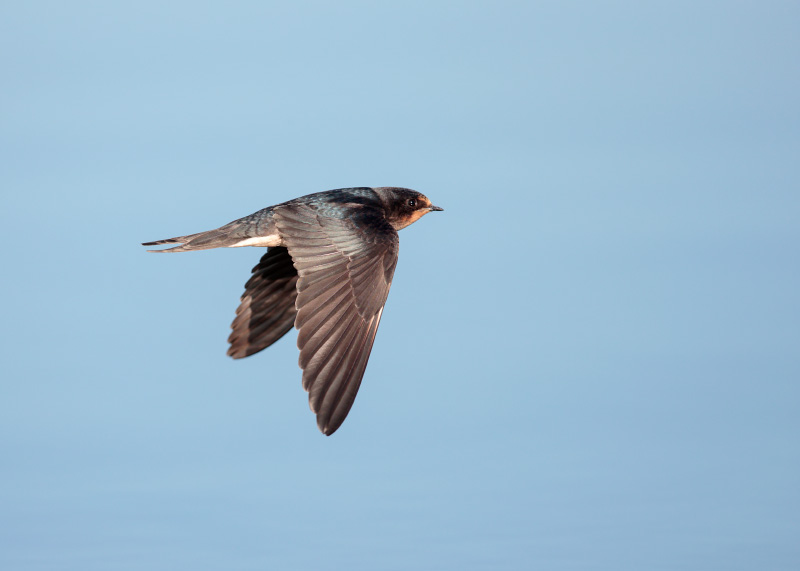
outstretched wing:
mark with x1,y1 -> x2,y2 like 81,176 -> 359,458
228,246 -> 299,359
275,203 -> 399,435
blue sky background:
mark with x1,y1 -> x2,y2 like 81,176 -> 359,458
2,1 -> 798,569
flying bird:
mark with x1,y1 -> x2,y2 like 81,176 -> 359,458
143,187 -> 443,435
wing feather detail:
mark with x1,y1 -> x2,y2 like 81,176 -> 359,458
274,203 -> 399,435
227,247 -> 298,359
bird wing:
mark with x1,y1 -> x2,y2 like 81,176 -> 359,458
274,203 -> 399,435
228,246 -> 299,359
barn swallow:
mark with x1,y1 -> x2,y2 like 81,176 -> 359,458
143,187 -> 442,435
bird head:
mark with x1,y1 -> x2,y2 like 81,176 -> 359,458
374,187 -> 444,231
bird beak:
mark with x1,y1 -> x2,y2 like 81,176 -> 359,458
429,205 -> 444,212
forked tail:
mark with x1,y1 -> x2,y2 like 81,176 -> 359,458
142,228 -> 245,253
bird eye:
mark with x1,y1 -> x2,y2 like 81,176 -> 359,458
407,198 -> 417,208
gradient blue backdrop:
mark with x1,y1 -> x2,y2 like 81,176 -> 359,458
2,1 -> 798,569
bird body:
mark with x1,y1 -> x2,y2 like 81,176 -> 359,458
143,187 -> 442,435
